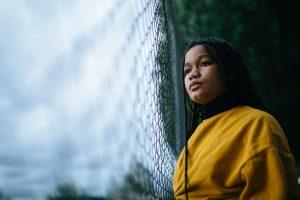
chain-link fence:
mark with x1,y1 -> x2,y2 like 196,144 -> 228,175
103,0 -> 183,199
0,0 -> 184,199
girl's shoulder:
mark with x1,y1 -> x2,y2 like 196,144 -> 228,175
231,105 -> 279,126
234,106 -> 290,152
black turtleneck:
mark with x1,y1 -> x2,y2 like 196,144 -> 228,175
199,89 -> 245,120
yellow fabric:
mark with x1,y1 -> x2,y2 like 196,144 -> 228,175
173,106 -> 300,200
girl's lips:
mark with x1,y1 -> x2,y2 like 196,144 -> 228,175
190,83 -> 202,91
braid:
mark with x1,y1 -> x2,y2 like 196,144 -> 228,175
218,43 -> 255,102
183,90 -> 189,200
216,40 -> 265,110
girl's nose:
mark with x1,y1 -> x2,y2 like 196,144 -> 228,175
189,67 -> 200,79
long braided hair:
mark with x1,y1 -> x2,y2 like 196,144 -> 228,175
182,37 -> 266,199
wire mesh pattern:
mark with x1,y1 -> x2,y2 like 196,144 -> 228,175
103,0 -> 179,199
0,0 -> 181,199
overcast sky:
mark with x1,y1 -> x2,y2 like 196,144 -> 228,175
0,0 -> 152,199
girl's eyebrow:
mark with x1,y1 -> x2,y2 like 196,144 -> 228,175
184,54 -> 210,67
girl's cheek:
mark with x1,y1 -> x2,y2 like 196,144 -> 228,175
184,79 -> 189,91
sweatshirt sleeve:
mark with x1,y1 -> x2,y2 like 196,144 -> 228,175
240,147 -> 300,200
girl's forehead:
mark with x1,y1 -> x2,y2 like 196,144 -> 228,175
185,45 -> 209,62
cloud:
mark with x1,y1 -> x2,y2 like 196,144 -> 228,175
0,0 -> 167,198
0,0 -> 114,93
0,0 -> 138,199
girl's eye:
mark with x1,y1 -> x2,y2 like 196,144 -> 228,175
184,69 -> 191,76
199,61 -> 211,67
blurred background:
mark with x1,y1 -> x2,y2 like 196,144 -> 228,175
0,0 -> 299,199
175,0 -> 300,170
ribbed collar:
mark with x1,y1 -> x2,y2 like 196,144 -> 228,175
200,89 -> 245,120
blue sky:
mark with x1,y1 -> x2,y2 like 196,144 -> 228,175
0,0 -> 151,199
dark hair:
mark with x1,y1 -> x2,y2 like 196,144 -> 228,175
182,37 -> 266,199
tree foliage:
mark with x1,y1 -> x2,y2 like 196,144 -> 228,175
46,183 -> 80,200
106,161 -> 157,200
0,191 -> 10,200
176,0 -> 300,163
45,182 -> 108,200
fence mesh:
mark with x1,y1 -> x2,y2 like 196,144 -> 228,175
0,0 -> 183,199
102,0 -> 181,199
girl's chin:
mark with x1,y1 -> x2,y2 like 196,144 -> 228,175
191,96 -> 206,104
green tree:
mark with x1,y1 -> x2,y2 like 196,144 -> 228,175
106,161 -> 173,200
176,0 -> 300,163
46,182 -> 86,200
0,191 -> 11,200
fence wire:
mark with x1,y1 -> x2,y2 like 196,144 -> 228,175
102,0 -> 180,199
0,0 -> 182,199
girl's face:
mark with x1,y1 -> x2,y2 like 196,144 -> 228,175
184,45 -> 228,104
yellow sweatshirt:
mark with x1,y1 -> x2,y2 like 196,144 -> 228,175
173,106 -> 299,199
